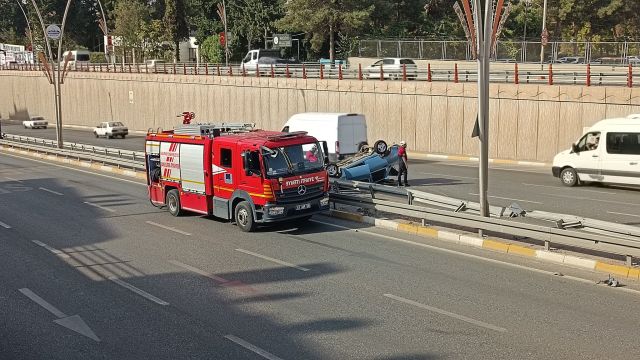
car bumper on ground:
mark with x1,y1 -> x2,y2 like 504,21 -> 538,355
259,196 -> 330,223
552,166 -> 561,178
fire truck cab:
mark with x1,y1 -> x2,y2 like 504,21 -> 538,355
145,123 -> 330,232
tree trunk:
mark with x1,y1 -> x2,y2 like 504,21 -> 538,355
175,41 -> 180,62
329,23 -> 335,61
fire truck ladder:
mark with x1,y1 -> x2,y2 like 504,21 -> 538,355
173,123 -> 256,137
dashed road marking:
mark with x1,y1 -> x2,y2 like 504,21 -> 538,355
235,248 -> 310,272
32,240 -> 70,258
83,201 -> 116,212
224,335 -> 285,360
108,277 -> 169,306
146,221 -> 191,236
39,187 -> 64,196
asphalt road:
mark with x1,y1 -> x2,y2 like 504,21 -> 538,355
2,152 -> 640,359
3,121 -> 640,224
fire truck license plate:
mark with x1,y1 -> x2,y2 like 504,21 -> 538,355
296,203 -> 311,211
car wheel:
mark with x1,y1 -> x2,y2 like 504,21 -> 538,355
166,189 -> 183,216
373,140 -> 388,155
24,125 -> 28,129
326,163 -> 341,178
94,132 -> 99,138
235,201 -> 256,232
121,135 -> 126,139
357,142 -> 368,152
560,167 -> 579,187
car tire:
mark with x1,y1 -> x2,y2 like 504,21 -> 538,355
357,142 -> 368,152
121,135 -> 126,139
373,140 -> 388,155
166,189 -> 183,216
94,132 -> 99,138
235,201 -> 256,232
326,163 -> 341,178
560,167 -> 579,187
24,125 -> 28,129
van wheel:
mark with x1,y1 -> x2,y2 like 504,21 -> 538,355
235,201 -> 256,232
326,163 -> 341,178
166,189 -> 183,216
560,167 -> 579,187
373,140 -> 388,155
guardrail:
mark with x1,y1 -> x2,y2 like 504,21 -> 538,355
1,61 -> 636,87
0,136 -> 144,171
329,179 -> 640,262
3,133 -> 639,262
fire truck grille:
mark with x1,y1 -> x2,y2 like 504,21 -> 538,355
275,183 -> 324,203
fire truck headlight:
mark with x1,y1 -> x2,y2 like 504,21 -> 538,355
320,197 -> 329,207
268,206 -> 285,216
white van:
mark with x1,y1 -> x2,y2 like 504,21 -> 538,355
552,114 -> 640,186
61,50 -> 91,69
282,113 -> 368,162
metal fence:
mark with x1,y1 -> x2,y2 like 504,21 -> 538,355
359,40 -> 640,64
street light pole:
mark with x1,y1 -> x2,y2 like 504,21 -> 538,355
222,0 -> 229,66
95,0 -> 110,64
15,0 -> 35,53
473,0 -> 494,229
540,0 -> 548,63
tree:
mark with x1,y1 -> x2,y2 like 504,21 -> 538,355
200,34 -> 224,63
112,0 -> 149,62
163,0 -> 190,62
228,0 -> 282,50
276,0 -> 373,61
186,0 -> 222,44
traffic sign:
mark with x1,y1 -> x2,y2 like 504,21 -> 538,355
272,34 -> 292,48
46,24 -> 61,40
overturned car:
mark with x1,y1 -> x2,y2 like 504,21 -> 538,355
326,140 -> 400,183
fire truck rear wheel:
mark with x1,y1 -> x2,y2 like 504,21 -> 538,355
166,189 -> 183,216
235,201 -> 256,232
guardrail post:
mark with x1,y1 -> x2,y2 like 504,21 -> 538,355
270,64 -> 275,78
302,64 -> 307,79
128,64 -> 132,73
229,64 -> 233,76
338,64 -> 343,80
548,64 -> 553,85
242,64 -> 246,77
320,64 -> 324,80
173,63 -> 176,74
194,64 -> 198,75
454,63 -> 459,83
407,192 -> 414,205
358,63 -> 363,80
217,64 -> 221,76
544,240 -> 550,251
586,64 -> 591,86
286,64 -> 291,78
402,63 -> 407,81
514,63 -> 519,84
627,255 -> 633,267
427,63 -> 432,82
205,63 -> 209,75
627,64 -> 633,88
379,64 -> 384,81
183,63 -> 187,75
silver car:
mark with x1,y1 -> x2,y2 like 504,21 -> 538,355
364,58 -> 418,80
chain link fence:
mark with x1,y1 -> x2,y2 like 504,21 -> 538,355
359,40 -> 640,64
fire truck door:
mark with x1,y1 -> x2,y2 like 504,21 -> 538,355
179,144 -> 209,214
211,144 -> 235,219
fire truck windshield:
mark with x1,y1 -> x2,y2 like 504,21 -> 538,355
262,142 -> 324,178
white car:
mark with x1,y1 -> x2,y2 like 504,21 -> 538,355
94,121 -> 129,139
364,58 -> 418,80
23,116 -> 48,129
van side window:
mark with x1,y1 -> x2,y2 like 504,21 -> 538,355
576,132 -> 601,152
606,132 -> 640,155
282,126 -> 289,133
221,148 -> 232,167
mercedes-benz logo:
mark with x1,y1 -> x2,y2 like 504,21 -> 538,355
297,185 -> 307,195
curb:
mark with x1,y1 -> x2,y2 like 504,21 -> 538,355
330,209 -> 639,281
407,151 -> 550,167
0,145 -> 147,180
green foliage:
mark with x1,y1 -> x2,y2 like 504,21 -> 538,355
200,35 -> 224,63
90,52 -> 107,63
163,0 -> 190,61
228,0 -> 282,51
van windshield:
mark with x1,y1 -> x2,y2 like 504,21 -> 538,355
76,54 -> 90,61
262,142 -> 324,178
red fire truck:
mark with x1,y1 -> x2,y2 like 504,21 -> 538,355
145,122 -> 330,232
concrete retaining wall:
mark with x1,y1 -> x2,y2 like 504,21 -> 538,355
1,71 -> 639,162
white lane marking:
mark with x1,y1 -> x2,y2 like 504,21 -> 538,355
540,193 -> 640,206
607,211 -> 640,219
0,220 -> 11,229
384,293 -> 507,333
0,152 -> 146,186
169,260 -> 230,283
420,172 -> 477,180
5,177 -> 22,183
235,248 -> 310,272
146,221 -> 192,236
32,240 -> 70,259
224,335 -> 285,360
468,193 -> 543,204
522,183 -> 615,195
19,288 -> 67,318
83,201 -> 116,212
108,277 -> 169,306
310,219 -> 640,296
39,187 -> 64,196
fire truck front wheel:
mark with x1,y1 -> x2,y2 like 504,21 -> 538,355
166,189 -> 183,216
234,201 -> 256,232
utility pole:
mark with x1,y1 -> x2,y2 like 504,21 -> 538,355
96,0 -> 110,64
473,0 -> 494,230
218,0 -> 229,66
29,0 -> 73,149
540,0 -> 548,64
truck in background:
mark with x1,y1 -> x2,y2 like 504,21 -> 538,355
145,121 -> 330,232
